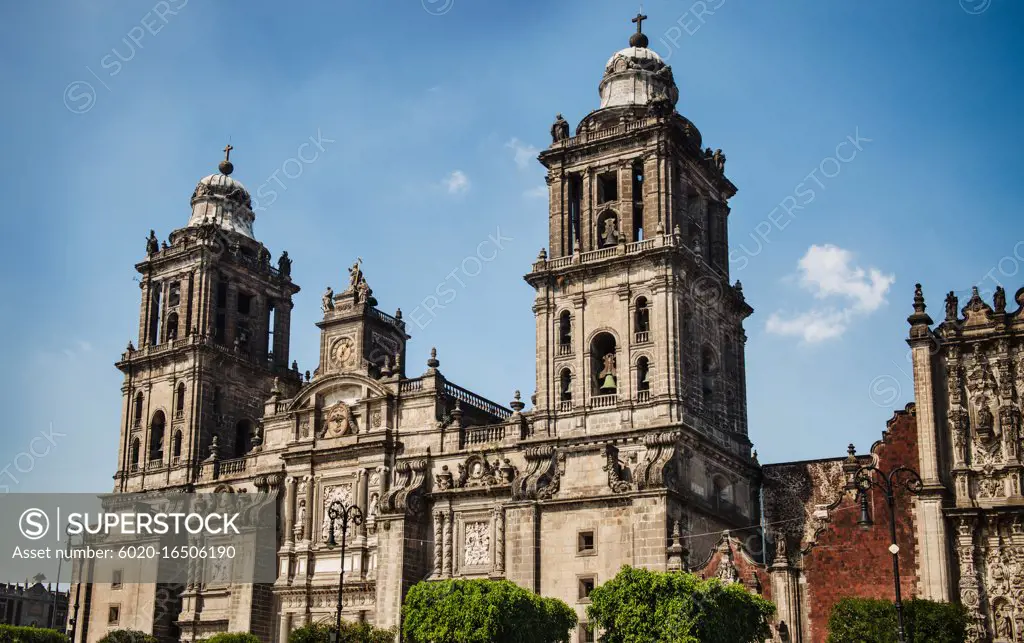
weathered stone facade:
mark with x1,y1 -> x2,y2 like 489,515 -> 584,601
69,23 -> 765,643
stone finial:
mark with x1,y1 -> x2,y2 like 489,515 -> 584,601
510,390 -> 526,413
395,308 -> 403,321
907,283 -> 933,335
751,450 -> 759,466
537,247 -> 547,261
846,443 -> 857,462
291,360 -> 299,372
427,347 -> 440,370
270,377 -> 282,398
451,401 -> 463,427
304,370 -> 311,383
126,340 -> 135,352
734,280 -> 743,295
655,221 -> 664,235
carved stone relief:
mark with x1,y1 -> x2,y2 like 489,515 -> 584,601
463,521 -> 491,568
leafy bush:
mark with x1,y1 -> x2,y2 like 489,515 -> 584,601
203,634 -> 262,643
287,621 -> 395,643
0,625 -> 69,643
96,631 -> 157,643
402,579 -> 577,643
586,566 -> 775,643
827,597 -> 968,643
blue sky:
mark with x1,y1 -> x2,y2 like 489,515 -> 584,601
0,0 -> 1021,492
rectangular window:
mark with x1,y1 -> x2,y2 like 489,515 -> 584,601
214,313 -> 226,344
107,605 -> 120,625
111,569 -> 123,589
237,292 -> 253,316
578,576 -> 596,602
577,530 -> 595,555
216,282 -> 228,308
597,172 -> 618,204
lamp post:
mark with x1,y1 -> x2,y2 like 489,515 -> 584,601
853,463 -> 923,643
66,530 -> 84,643
325,499 -> 363,643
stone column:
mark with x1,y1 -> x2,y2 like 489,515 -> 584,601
907,294 -> 952,601
433,511 -> 444,577
302,476 -> 314,541
442,511 -> 454,577
277,612 -> 292,643
491,506 -> 505,576
356,469 -> 368,537
284,477 -> 296,547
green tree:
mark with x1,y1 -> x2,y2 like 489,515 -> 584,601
826,597 -> 968,643
96,631 -> 157,643
0,625 -> 69,643
288,621 -> 396,643
585,566 -> 775,643
402,579 -> 577,643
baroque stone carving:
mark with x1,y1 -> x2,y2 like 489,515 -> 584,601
636,432 -> 684,491
321,401 -> 354,438
380,460 -> 428,515
603,444 -> 634,493
320,484 -> 352,541
511,447 -> 561,500
463,521 -> 490,567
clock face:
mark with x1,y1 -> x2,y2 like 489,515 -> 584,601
331,337 -> 355,368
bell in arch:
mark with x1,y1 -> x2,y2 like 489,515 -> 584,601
600,373 -> 617,393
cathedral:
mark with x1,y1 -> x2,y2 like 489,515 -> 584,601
66,14 -> 1023,643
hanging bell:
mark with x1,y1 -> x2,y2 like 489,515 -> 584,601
641,368 -> 651,386
600,374 -> 617,393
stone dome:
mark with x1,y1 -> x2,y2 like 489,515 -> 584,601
187,169 -> 255,238
599,45 -> 679,110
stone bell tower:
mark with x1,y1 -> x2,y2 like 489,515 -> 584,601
524,14 -> 758,538
114,147 -> 302,492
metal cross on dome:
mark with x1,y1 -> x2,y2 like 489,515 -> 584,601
632,11 -> 647,34
223,144 -> 233,161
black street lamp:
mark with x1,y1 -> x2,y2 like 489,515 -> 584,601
325,499 -> 363,643
853,463 -> 924,643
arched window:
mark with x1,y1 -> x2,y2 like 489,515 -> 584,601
129,438 -> 140,472
165,312 -> 179,342
171,430 -> 183,463
235,420 -> 253,458
175,383 -> 186,418
701,346 -> 716,403
558,311 -> 572,354
590,332 -> 618,397
634,297 -> 650,341
149,411 -> 166,463
637,357 -> 651,398
559,368 -> 573,402
133,392 -> 144,427
712,476 -> 732,510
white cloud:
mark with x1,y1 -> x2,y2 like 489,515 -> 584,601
797,244 -> 895,312
766,244 -> 895,343
443,170 -> 470,195
505,138 -> 539,170
523,185 -> 548,199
